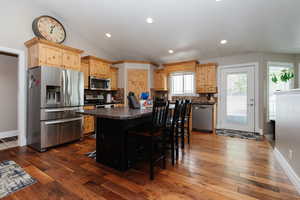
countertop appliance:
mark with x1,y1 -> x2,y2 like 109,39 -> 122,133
27,66 -> 84,152
192,104 -> 213,133
106,93 -> 112,103
89,76 -> 111,90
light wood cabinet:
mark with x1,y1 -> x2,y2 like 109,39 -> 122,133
80,61 -> 90,89
39,44 -> 62,67
25,37 -> 83,69
62,50 -> 81,71
110,67 -> 118,90
82,56 -> 111,79
83,106 -> 95,135
196,63 -> 217,94
154,69 -> 167,91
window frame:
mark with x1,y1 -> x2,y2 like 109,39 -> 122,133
169,71 -> 196,96
267,62 -> 294,121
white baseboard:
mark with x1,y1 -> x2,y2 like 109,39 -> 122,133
0,130 -> 18,139
274,148 -> 300,194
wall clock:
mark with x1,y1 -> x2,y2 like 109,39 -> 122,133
32,16 -> 66,44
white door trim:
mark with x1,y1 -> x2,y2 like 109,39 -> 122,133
0,47 -> 27,146
217,62 -> 260,133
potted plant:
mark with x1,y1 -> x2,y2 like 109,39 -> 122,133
271,69 -> 294,84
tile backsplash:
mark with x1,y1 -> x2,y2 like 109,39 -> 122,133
172,94 -> 217,104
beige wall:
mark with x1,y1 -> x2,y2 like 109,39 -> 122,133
0,54 -> 18,133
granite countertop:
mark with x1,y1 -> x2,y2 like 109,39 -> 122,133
169,101 -> 216,105
77,107 -> 152,120
84,102 -> 124,106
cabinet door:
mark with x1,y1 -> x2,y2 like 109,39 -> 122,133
154,71 -> 160,89
39,44 -> 63,67
62,50 -> 81,71
207,65 -> 216,86
154,70 -> 167,90
89,60 -> 99,77
110,68 -> 118,90
83,106 -> 95,134
99,62 -> 110,78
80,62 -> 90,89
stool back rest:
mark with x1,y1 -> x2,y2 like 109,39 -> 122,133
152,100 -> 169,128
170,100 -> 183,130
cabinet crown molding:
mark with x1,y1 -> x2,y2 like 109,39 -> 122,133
112,60 -> 159,67
162,60 -> 198,67
24,37 -> 84,54
82,55 -> 112,64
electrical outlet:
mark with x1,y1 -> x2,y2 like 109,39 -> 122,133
289,149 -> 293,160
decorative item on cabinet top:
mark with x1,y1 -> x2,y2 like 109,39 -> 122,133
32,15 -> 66,44
25,37 -> 83,70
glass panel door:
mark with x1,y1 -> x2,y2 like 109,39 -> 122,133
226,73 -> 248,125
220,66 -> 255,132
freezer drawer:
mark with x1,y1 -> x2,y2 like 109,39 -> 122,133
40,107 -> 83,121
192,105 -> 213,132
39,117 -> 83,151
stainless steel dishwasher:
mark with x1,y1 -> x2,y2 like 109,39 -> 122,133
192,104 -> 213,133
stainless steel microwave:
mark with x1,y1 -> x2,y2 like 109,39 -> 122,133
89,76 -> 111,90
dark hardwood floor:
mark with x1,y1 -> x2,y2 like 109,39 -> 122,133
1,132 -> 299,200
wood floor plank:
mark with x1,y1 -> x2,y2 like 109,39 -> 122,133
0,132 -> 299,199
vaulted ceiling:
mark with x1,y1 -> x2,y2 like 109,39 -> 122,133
33,0 -> 300,63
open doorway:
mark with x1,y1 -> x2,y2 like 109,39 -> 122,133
0,52 -> 19,150
0,47 -> 26,149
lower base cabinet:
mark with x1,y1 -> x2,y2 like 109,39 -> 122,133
83,106 -> 95,135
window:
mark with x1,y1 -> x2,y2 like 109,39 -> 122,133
268,62 -> 294,120
170,72 -> 195,95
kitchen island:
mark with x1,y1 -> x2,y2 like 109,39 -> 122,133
78,107 -> 152,171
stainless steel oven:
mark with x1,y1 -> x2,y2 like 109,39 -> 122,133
89,76 -> 111,90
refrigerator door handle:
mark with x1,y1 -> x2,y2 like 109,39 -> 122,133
61,70 -> 66,106
44,117 -> 82,125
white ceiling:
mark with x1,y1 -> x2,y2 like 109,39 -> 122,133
33,0 -> 300,63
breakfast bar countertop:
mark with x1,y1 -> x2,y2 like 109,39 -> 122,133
77,107 -> 152,120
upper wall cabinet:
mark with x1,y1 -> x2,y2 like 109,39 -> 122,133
81,56 -> 111,79
25,37 -> 83,70
163,60 -> 198,74
80,60 -> 90,89
154,69 -> 167,91
196,63 -> 217,94
110,67 -> 118,90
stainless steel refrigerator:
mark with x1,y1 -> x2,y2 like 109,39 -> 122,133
27,66 -> 84,152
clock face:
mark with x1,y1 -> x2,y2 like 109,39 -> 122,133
33,16 -> 66,43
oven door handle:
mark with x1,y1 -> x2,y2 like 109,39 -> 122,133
44,117 -> 82,125
44,107 -> 81,112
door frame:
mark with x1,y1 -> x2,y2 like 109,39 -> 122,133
217,62 -> 260,133
0,46 -> 26,146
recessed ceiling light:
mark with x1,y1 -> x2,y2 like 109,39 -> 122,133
105,33 -> 112,38
146,17 -> 154,24
220,40 -> 227,44
216,0 -> 222,2
168,49 -> 174,54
